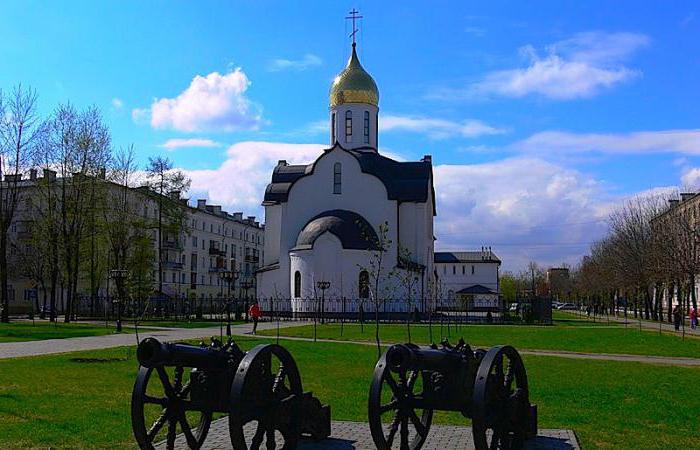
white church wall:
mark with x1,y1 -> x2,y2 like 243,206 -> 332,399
436,261 -> 500,297
330,103 -> 379,150
262,203 -> 282,265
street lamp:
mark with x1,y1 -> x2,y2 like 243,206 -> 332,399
316,280 -> 331,324
219,269 -> 239,336
109,269 -> 128,333
240,279 -> 254,322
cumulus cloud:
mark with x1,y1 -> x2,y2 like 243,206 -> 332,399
111,98 -> 124,110
681,167 -> 700,188
133,69 -> 263,132
267,54 -> 323,72
159,138 -> 221,151
515,129 -> 700,155
184,141 -> 325,216
435,31 -> 649,100
433,157 -> 611,269
381,115 -> 505,139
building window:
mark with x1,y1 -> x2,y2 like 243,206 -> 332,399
359,270 -> 369,299
471,265 -> 475,274
294,271 -> 301,298
375,112 -> 378,145
333,162 -> 342,194
345,110 -> 352,142
453,266 -> 456,275
331,112 -> 336,143
363,111 -> 370,144
462,265 -> 465,275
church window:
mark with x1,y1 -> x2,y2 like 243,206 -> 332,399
462,265 -> 465,275
375,112 -> 378,144
333,163 -> 342,194
331,112 -> 336,143
345,110 -> 352,142
363,111 -> 370,144
453,266 -> 456,275
471,265 -> 475,275
294,271 -> 301,298
359,270 -> 369,299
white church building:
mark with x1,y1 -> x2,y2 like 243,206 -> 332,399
256,41 -> 496,314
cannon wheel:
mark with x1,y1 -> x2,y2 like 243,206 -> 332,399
368,351 -> 433,450
131,365 -> 212,450
472,345 -> 530,450
228,344 -> 303,450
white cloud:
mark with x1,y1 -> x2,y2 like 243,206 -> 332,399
442,31 -> 649,100
433,157 -> 611,270
184,141 -> 325,216
111,98 -> 124,109
381,115 -> 505,139
681,168 -> 700,188
133,68 -> 263,132
159,138 -> 221,151
267,54 -> 323,72
515,129 -> 700,155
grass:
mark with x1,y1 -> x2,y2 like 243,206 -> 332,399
0,321 -> 131,342
258,319 -> 700,358
0,337 -> 698,449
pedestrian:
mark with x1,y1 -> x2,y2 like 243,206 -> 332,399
690,307 -> 697,330
673,305 -> 681,331
248,301 -> 262,335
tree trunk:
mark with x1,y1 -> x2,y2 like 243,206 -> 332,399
0,234 -> 8,323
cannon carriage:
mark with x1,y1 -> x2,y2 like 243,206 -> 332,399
131,337 -> 330,450
369,339 -> 537,450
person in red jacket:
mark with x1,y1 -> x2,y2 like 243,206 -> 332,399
249,302 -> 262,334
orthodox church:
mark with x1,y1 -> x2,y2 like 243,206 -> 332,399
256,41 -> 437,312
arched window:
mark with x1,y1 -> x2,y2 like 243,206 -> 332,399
331,112 -> 336,143
345,110 -> 352,142
333,162 -> 342,194
359,270 -> 369,299
294,271 -> 301,298
363,111 -> 370,144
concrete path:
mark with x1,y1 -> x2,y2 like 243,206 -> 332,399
157,418 -> 580,450
0,321 -> 306,359
560,310 -> 700,337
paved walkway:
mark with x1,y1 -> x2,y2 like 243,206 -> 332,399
561,310 -> 700,337
0,321 -> 305,359
157,418 -> 580,450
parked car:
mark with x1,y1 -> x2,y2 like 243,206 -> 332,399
557,303 -> 577,310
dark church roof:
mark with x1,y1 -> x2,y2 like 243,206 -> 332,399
457,284 -> 497,295
263,146 -> 435,214
434,251 -> 501,264
293,209 -> 380,251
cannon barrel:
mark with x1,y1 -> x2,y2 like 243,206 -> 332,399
385,343 -> 463,373
136,337 -> 229,370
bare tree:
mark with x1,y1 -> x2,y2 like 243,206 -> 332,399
0,86 -> 40,322
144,156 -> 191,295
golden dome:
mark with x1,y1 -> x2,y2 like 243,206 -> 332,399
329,43 -> 379,108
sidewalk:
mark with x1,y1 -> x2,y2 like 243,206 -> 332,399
0,320 -> 306,359
562,310 -> 700,337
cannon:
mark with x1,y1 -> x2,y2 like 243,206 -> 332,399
131,337 -> 331,450
368,339 -> 537,450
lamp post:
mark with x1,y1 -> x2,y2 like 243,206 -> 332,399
240,279 -> 254,322
219,269 -> 239,336
109,269 -> 128,333
316,281 -> 330,324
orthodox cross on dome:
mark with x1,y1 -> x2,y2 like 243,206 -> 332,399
345,8 -> 363,45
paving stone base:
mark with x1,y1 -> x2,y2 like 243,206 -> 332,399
157,418 -> 580,449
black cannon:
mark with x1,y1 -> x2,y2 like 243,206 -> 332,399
131,337 -> 331,450
368,339 -> 537,450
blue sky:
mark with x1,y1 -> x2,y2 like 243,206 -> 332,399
1,1 -> 699,270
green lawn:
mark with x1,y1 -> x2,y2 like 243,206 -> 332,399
258,321 -> 700,358
0,337 -> 698,449
0,321 -> 130,342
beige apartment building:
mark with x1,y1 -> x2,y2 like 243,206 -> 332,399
4,169 -> 264,314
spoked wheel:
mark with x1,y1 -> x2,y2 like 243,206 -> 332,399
368,353 -> 433,450
229,344 -> 303,450
131,365 -> 212,450
472,346 -> 530,450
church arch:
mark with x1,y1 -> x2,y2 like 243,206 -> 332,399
294,271 -> 301,298
359,270 -> 369,299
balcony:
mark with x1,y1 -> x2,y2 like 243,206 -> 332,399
163,261 -> 184,270
209,247 -> 226,256
162,239 -> 182,250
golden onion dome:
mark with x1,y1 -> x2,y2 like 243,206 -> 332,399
329,43 -> 379,108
